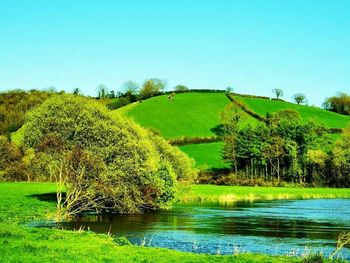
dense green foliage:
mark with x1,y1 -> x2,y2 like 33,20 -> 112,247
18,95 -> 196,215
1,183 -> 306,263
323,92 -> 350,116
222,108 -> 350,186
0,135 -> 26,181
0,90 -> 51,135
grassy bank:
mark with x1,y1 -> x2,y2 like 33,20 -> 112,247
0,182 -> 307,262
181,184 -> 350,203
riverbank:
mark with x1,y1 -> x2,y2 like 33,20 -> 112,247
180,184 -> 350,204
0,182 -> 347,262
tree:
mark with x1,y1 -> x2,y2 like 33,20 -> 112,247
323,92 -> 350,115
272,88 -> 283,99
226,87 -> 233,94
22,95 -> 196,217
97,84 -> 108,99
140,78 -> 167,99
306,149 -> 327,183
46,86 -> 57,93
122,81 -> 139,95
174,85 -> 189,92
109,90 -> 116,98
262,136 -> 285,182
293,93 -> 307,104
72,88 -> 80,95
331,127 -> 350,186
221,104 -> 242,173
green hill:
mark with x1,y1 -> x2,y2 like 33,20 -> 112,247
121,92 -> 228,139
119,92 -> 257,139
234,96 -> 350,129
117,91 -> 350,171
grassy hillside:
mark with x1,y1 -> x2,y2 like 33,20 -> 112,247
121,92 -> 228,139
119,92 -> 257,139
235,96 -> 350,129
179,142 -> 229,170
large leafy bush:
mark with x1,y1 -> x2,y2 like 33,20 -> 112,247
22,95 -> 196,215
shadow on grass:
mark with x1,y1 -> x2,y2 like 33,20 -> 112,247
210,124 -> 225,136
27,192 -> 65,203
209,168 -> 231,174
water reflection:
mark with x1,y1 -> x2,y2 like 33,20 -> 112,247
60,199 -> 350,258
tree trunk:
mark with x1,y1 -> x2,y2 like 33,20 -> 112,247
277,159 -> 280,182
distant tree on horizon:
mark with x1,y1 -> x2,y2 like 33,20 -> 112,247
226,87 -> 233,94
97,84 -> 108,99
140,78 -> 167,99
272,88 -> 284,99
122,81 -> 139,95
72,88 -> 80,95
174,85 -> 189,92
109,90 -> 116,98
293,93 -> 307,104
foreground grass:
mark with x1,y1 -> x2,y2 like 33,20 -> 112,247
181,184 -> 350,203
0,183 -> 309,263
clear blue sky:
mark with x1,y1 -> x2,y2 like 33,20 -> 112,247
1,0 -> 349,106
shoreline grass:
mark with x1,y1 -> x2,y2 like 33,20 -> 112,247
180,184 -> 350,204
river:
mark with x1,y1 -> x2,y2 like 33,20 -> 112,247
60,199 -> 350,259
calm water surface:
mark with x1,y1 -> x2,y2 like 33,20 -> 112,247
61,199 -> 350,258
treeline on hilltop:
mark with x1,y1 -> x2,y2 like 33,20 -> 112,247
101,79 -> 190,110
216,106 -> 350,187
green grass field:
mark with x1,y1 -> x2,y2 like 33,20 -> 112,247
235,96 -> 350,129
120,92 -> 230,139
1,183 -> 305,263
179,142 -> 229,170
